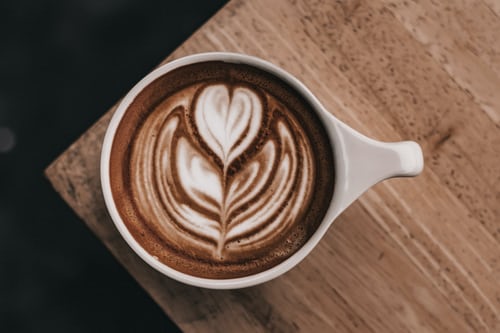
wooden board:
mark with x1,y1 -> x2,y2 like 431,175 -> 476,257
45,0 -> 500,331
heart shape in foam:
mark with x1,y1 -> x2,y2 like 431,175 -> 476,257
194,85 -> 262,168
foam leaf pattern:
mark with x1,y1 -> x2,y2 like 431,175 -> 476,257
130,84 -> 313,260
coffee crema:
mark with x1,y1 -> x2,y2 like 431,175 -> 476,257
109,62 -> 334,278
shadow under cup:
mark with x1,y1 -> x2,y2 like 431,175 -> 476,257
101,53 -> 337,289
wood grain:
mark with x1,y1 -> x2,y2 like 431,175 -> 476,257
45,0 -> 500,332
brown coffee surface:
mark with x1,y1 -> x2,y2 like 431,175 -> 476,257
109,61 -> 334,279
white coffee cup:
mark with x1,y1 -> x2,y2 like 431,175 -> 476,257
101,52 -> 423,289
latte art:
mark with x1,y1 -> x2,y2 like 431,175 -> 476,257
110,61 -> 334,278
131,83 -> 313,260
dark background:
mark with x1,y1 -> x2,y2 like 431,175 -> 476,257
0,0 -> 227,332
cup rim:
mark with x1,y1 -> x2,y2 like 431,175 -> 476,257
100,52 -> 343,289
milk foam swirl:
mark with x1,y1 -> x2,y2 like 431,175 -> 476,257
130,83 -> 314,261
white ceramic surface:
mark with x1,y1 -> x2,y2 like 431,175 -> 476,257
100,52 -> 424,289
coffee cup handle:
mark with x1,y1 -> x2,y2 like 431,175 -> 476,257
331,119 -> 424,214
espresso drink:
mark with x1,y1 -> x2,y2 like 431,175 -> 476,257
110,61 -> 334,278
